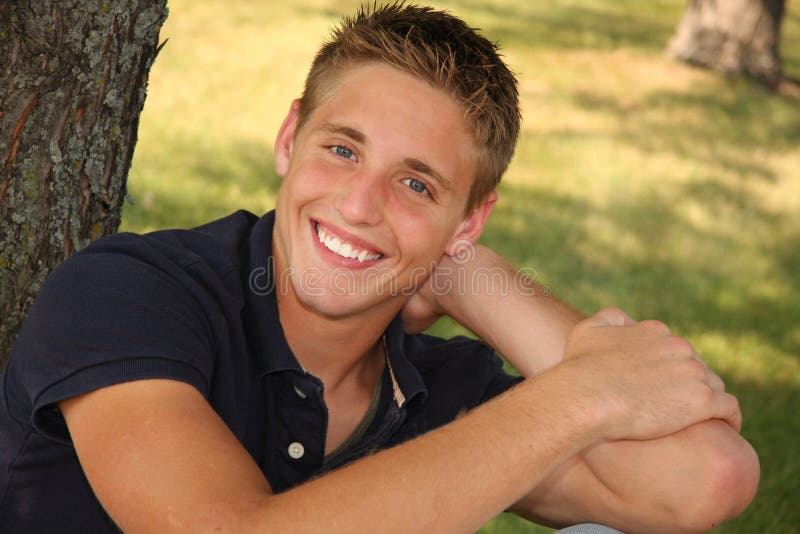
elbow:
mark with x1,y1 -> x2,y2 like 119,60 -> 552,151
672,436 -> 760,533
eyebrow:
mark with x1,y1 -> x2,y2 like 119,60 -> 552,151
403,157 -> 453,191
321,122 -> 365,144
321,121 -> 453,191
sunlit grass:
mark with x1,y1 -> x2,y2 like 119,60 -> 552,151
124,1 -> 800,531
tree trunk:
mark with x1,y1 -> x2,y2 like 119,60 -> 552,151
0,0 -> 168,368
667,0 -> 786,88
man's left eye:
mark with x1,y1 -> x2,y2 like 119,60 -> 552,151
330,145 -> 356,160
402,177 -> 429,196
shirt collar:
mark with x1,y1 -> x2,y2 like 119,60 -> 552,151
383,314 -> 427,407
242,211 -> 427,406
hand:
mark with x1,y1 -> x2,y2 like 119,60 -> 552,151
400,269 -> 445,334
557,308 -> 741,442
400,245 -> 584,377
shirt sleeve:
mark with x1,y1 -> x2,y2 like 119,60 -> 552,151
480,350 -> 524,404
10,234 -> 220,444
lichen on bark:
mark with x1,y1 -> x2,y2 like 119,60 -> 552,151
0,0 -> 168,366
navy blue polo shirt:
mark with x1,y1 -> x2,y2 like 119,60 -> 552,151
0,210 -> 522,532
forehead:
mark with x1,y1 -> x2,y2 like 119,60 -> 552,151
301,62 -> 477,189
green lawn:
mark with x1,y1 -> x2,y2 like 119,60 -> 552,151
123,1 -> 800,531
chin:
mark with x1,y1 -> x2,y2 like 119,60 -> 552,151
288,276 -> 365,317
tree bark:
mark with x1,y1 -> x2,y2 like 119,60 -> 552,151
667,0 -> 787,88
0,0 -> 168,367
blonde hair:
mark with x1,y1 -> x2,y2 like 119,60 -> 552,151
299,2 -> 520,212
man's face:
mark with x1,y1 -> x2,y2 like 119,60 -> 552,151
272,62 -> 492,318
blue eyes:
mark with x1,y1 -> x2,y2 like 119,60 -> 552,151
331,145 -> 356,160
328,145 -> 431,198
401,178 -> 428,195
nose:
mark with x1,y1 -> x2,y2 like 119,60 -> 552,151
335,170 -> 383,226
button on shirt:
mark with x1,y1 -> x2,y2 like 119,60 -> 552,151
0,210 -> 523,532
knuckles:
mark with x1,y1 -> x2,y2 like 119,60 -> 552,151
662,335 -> 695,357
638,319 -> 671,335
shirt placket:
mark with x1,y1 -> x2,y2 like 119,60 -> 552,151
267,371 -> 327,491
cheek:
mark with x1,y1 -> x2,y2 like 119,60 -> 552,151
285,160 -> 335,199
392,213 -> 456,257
389,207 -> 427,238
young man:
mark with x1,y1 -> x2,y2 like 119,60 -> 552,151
0,4 -> 758,532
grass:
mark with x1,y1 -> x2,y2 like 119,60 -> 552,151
123,1 -> 800,531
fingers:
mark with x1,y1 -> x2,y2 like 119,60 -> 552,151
690,364 -> 738,431
705,367 -> 726,393
682,354 -> 739,432
703,368 -> 737,429
710,391 -> 742,433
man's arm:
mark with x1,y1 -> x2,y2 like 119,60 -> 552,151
402,245 -> 584,376
55,362 -> 589,532
59,310 -> 738,533
418,245 -> 760,531
511,419 -> 759,532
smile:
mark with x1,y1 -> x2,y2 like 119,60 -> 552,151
315,222 -> 383,263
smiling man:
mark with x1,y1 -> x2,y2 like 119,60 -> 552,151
0,3 -> 758,533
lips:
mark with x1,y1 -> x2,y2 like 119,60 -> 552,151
313,221 -> 384,263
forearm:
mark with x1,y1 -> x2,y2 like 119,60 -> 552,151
514,420 -> 760,533
582,420 -> 759,532
436,245 -> 584,376
65,376 -> 601,533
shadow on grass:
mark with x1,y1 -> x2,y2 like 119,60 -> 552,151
294,0 -> 681,53
447,0 -> 680,52
516,76 -> 800,355
569,85 -> 799,185
640,89 -> 800,150
124,139 -> 281,231
484,179 -> 799,357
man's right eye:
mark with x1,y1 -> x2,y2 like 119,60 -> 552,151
330,145 -> 357,161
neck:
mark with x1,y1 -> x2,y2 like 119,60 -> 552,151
281,293 -> 395,386
274,256 -> 401,390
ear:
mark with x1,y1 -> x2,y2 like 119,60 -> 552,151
274,99 -> 302,177
445,191 -> 497,256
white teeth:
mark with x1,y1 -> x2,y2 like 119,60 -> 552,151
315,223 -> 382,262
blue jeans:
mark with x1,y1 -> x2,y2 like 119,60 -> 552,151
557,525 -> 624,534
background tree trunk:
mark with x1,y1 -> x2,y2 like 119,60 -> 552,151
0,0 -> 168,368
667,0 -> 787,88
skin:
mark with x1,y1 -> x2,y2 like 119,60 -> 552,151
59,63 -> 759,533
